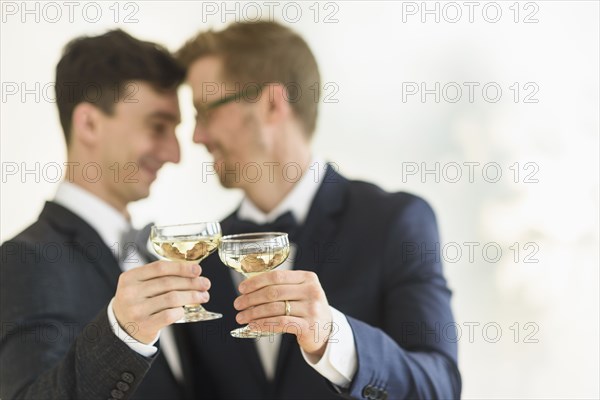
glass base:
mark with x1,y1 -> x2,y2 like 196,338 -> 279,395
230,325 -> 283,338
175,305 -> 222,323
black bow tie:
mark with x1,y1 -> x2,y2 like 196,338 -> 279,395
230,211 -> 300,242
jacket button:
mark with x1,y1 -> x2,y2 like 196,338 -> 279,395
362,385 -> 374,399
116,381 -> 130,392
381,390 -> 388,400
121,372 -> 135,383
110,389 -> 124,399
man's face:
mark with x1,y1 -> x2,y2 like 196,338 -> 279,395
187,57 -> 267,188
95,81 -> 181,204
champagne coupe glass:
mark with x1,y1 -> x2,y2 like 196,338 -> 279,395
150,222 -> 222,323
218,232 -> 290,338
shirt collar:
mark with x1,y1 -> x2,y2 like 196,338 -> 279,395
237,156 -> 326,225
53,181 -> 130,250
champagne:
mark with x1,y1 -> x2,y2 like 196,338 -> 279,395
218,232 -> 289,337
149,222 -> 223,323
220,247 -> 290,277
152,236 -> 220,262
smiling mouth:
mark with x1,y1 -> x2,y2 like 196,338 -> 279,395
145,167 -> 159,176
206,147 -> 220,160
205,145 -> 220,158
139,160 -> 162,180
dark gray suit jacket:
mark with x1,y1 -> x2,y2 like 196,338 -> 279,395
0,202 -> 194,399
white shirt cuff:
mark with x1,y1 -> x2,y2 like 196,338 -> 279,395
107,297 -> 159,357
300,306 -> 357,388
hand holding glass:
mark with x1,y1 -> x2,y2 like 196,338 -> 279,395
218,232 -> 290,338
150,222 -> 222,323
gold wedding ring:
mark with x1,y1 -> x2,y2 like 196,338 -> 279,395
284,300 -> 291,316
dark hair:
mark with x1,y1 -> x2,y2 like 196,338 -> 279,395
176,21 -> 320,137
55,29 -> 185,143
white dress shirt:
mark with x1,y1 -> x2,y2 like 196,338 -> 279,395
235,157 -> 357,388
53,182 -> 183,382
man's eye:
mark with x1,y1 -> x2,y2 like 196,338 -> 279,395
152,124 -> 167,134
195,109 -> 210,124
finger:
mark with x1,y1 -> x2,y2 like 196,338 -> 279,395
143,290 -> 209,316
147,307 -> 186,329
234,283 -> 308,310
140,275 -> 211,298
136,260 -> 200,281
238,270 -> 313,294
236,300 -> 305,324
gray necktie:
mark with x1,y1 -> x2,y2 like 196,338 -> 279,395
119,223 -> 155,268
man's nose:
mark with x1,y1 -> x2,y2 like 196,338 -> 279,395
160,131 -> 181,164
193,122 -> 210,146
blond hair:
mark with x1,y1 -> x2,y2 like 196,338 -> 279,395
177,21 -> 321,136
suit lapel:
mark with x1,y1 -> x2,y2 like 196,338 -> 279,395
218,167 -> 350,393
220,215 -> 270,390
294,164 -> 348,274
274,165 -> 349,386
40,201 -> 122,292
43,202 -> 191,396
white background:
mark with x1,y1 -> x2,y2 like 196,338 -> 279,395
1,1 -> 599,398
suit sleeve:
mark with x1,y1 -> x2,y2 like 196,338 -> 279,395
344,196 -> 462,399
0,240 -> 155,400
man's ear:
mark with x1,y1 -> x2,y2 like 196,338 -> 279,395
262,83 -> 292,125
71,102 -> 103,147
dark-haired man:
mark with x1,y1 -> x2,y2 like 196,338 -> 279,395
177,21 -> 461,399
1,30 -> 207,399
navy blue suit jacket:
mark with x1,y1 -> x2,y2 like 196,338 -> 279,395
183,167 -> 461,399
